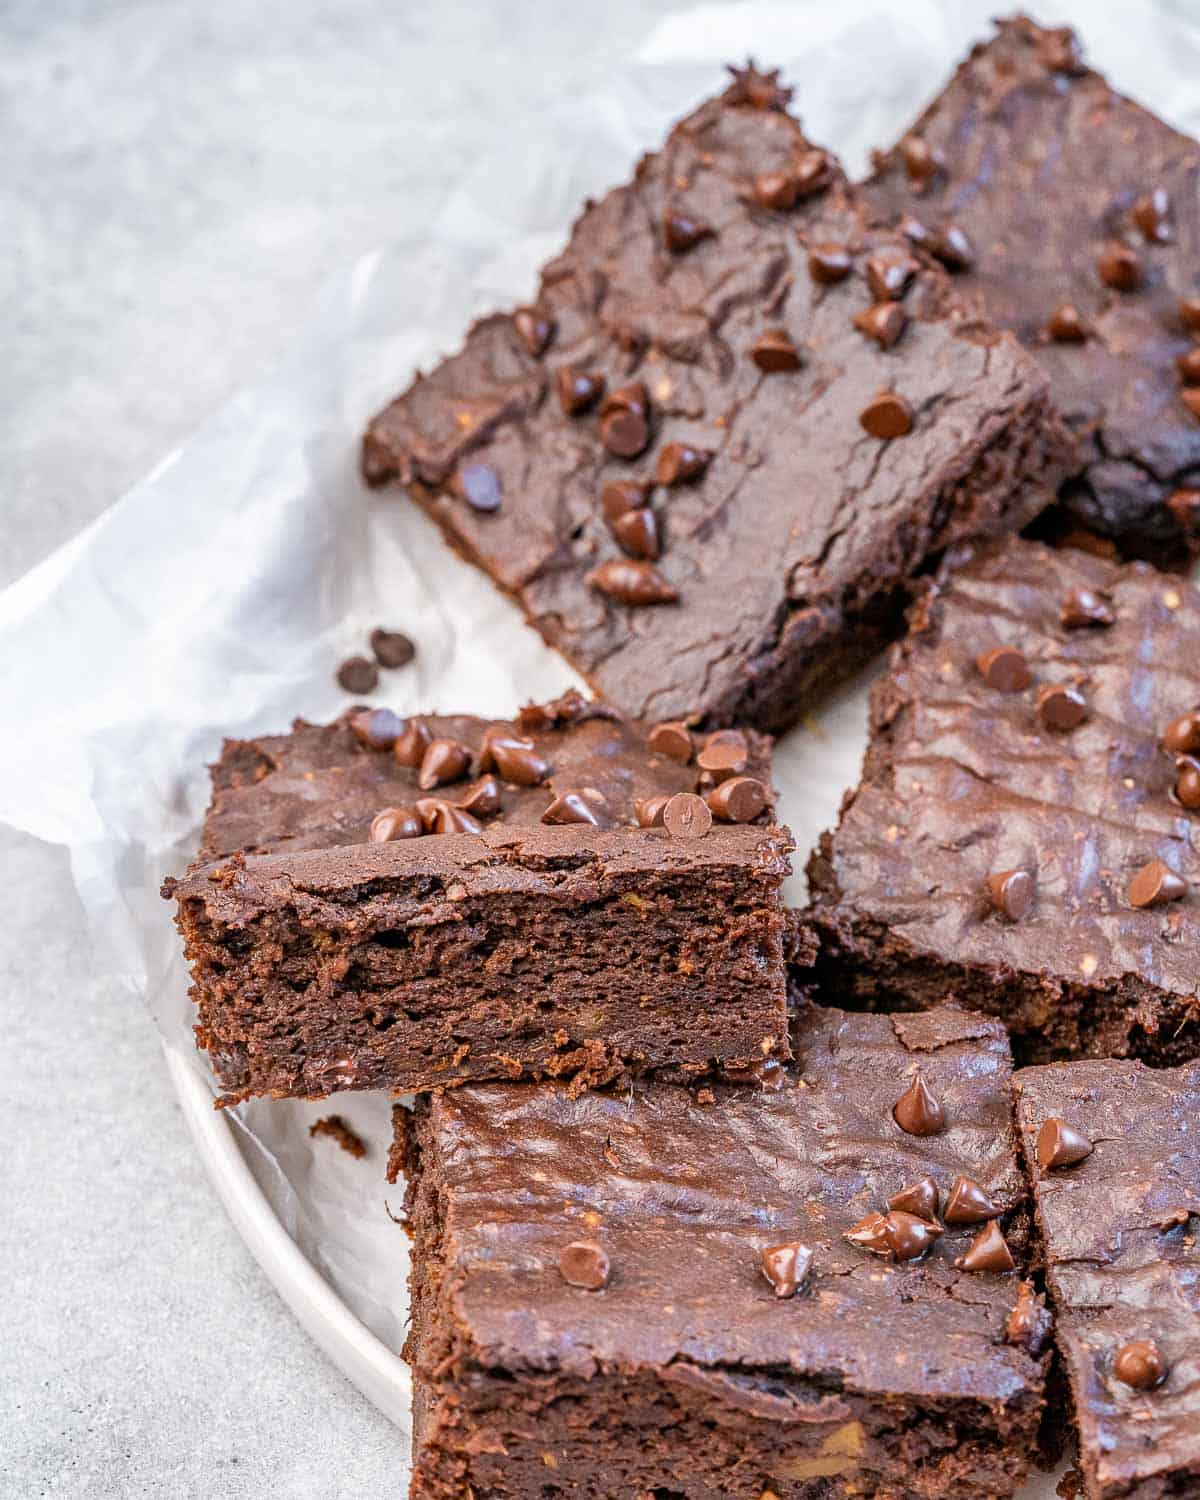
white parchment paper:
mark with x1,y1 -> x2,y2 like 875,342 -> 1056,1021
4,2 -> 1198,1488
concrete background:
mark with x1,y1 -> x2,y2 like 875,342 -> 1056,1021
1,3 -> 698,1495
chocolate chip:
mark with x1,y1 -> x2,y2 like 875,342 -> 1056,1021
759,1241 -> 813,1299
703,728 -> 749,753
893,1073 -> 945,1136
635,794 -> 669,828
369,629 -> 416,669
930,224 -> 975,272
1046,302 -> 1089,342
479,730 -> 549,787
853,302 -> 907,350
898,133 -> 943,184
1183,390 -> 1200,421
556,366 -> 606,415
1133,187 -> 1172,244
513,306 -> 554,356
1061,586 -> 1114,628
865,252 -> 919,302
662,791 -> 712,840
898,214 -> 933,248
1006,1282 -> 1052,1355
706,776 -> 767,823
844,1211 -> 892,1256
1036,25 -> 1084,74
459,776 -> 502,817
957,1221 -> 1015,1273
1167,489 -> 1200,528
725,62 -> 791,111
1180,298 -> 1200,332
1097,243 -> 1142,292
793,149 -> 833,197
350,707 -> 405,750
587,559 -> 678,606
888,1176 -> 939,1222
599,383 -> 651,458
600,479 -> 651,524
1113,1339 -> 1168,1390
1128,858 -> 1187,908
393,718 -> 431,768
1036,1117 -> 1094,1172
542,790 -> 603,827
752,170 -> 797,211
859,391 -> 913,439
369,806 -> 423,842
1176,349 -> 1200,386
647,721 -> 693,763
976,646 -> 1032,692
663,208 -> 714,254
1175,756 -> 1200,810
847,1210 -> 941,1262
611,507 -> 660,560
808,242 -> 853,284
337,656 -> 379,695
944,1176 -> 1001,1226
695,738 -> 748,780
451,461 -> 502,513
1037,682 -> 1089,732
558,1240 -> 610,1290
655,442 -> 712,486
416,798 -> 483,835
751,328 -> 802,372
986,869 -> 1035,921
417,738 -> 473,791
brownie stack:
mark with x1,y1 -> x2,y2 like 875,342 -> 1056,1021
165,21 -> 1200,1500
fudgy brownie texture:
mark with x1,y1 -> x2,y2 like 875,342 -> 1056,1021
862,14 -> 1200,570
362,65 -> 1074,733
164,692 -> 793,1105
393,1004 -> 1050,1500
1015,1059 -> 1200,1499
804,537 -> 1200,1066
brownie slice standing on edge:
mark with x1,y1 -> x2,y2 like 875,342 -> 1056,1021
804,536 -> 1200,1066
392,1005 -> 1051,1500
163,692 -> 793,1105
363,64 -> 1074,733
1015,1059 -> 1200,1499
862,14 -> 1200,569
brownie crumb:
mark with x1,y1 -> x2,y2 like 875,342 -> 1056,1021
309,1115 -> 367,1158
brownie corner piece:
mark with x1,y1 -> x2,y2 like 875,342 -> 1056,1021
167,698 -> 792,1103
803,535 -> 1200,1066
399,1003 -> 1049,1500
1014,1057 -> 1200,1499
861,13 -> 1200,569
363,66 -> 1073,733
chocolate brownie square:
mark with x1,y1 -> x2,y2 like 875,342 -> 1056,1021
362,65 -> 1073,733
1015,1058 -> 1200,1499
163,692 -> 793,1104
393,1005 -> 1050,1500
862,15 -> 1200,568
805,536 -> 1200,1066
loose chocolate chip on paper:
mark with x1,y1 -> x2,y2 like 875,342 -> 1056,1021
986,869 -> 1035,921
369,629 -> 416,669
1061,586 -> 1114,628
513,306 -> 555,356
611,507 -> 660,561
1133,187 -> 1172,244
655,441 -> 713,486
1114,1339 -> 1168,1390
418,738 -> 473,791
1046,302 -> 1089,342
1128,858 -> 1187,909
944,1176 -> 1001,1226
558,1241 -> 610,1290
893,1073 -> 945,1136
350,707 -> 405,750
542,790 -> 604,827
957,1221 -> 1015,1273
751,328 -> 803,372
807,243 -> 853,284
663,208 -> 714,254
888,1177 -> 940,1222
759,1241 -> 813,1299
647,721 -> 693,763
450,461 -> 503,513
663,791 -> 712,840
853,302 -> 908,350
556,366 -> 606,415
859,391 -> 913,439
1036,1117 -> 1093,1172
337,656 -> 379,695
1037,682 -> 1089,732
707,776 -> 767,823
587,559 -> 678,606
976,646 -> 1032,692
369,806 -> 423,843
1096,243 -> 1142,292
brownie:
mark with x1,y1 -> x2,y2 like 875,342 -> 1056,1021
804,536 -> 1200,1066
362,65 -> 1073,733
1014,1058 -> 1200,1499
393,1004 -> 1050,1500
862,14 -> 1200,569
163,691 -> 793,1104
